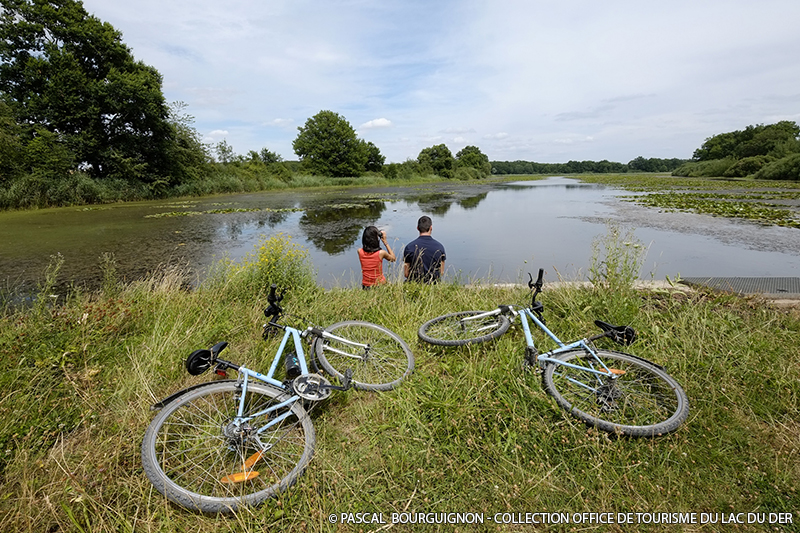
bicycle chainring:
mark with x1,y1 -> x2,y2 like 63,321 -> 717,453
292,373 -> 333,401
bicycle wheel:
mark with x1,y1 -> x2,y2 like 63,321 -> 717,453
542,349 -> 689,437
315,320 -> 414,392
141,381 -> 315,513
418,310 -> 510,346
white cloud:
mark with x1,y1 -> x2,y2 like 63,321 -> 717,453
441,127 -> 476,134
80,0 -> 800,163
360,118 -> 393,129
268,118 -> 294,128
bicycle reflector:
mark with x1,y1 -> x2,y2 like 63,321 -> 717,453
186,349 -> 213,375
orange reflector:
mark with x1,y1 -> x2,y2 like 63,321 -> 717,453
242,451 -> 264,469
220,471 -> 260,483
599,368 -> 626,375
220,451 -> 265,483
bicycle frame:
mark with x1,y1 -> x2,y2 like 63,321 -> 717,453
226,323 -> 370,430
458,306 -> 617,379
218,325 -> 310,436
516,307 -> 617,379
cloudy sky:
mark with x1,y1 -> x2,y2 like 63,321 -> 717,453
80,0 -> 800,164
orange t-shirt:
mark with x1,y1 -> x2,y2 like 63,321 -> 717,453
358,248 -> 385,286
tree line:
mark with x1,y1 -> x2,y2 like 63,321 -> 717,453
491,157 -> 687,176
673,121 -> 800,180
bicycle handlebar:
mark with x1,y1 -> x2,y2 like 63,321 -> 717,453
527,268 -> 544,308
527,268 -> 544,291
264,283 -> 285,319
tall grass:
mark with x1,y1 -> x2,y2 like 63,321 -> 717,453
0,165 -> 453,211
0,236 -> 798,532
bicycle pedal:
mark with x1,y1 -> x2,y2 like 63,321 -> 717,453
341,368 -> 354,390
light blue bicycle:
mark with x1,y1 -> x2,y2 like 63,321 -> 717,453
142,285 -> 413,513
418,269 -> 689,437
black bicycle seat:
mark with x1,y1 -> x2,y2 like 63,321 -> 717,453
594,320 -> 637,346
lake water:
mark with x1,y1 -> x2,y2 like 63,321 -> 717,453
2,176 -> 799,295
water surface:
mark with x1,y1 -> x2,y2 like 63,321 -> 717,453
2,177 -> 798,294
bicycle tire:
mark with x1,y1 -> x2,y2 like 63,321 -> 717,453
418,310 -> 510,346
315,320 -> 414,392
542,349 -> 689,437
141,381 -> 315,513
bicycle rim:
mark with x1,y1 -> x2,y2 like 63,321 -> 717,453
418,310 -> 510,346
141,381 -> 315,513
542,349 -> 689,437
315,320 -> 414,391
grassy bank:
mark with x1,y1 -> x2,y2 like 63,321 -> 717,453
0,236 -> 798,532
0,164 -> 500,212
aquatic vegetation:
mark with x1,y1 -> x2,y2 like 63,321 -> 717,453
578,175 -> 800,228
143,206 -> 302,218
624,192 -> 800,228
204,208 -> 263,214
144,211 -> 203,218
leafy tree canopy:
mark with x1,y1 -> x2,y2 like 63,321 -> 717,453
292,110 -> 368,177
0,0 -> 176,182
692,121 -> 800,162
455,145 -> 491,177
362,140 -> 385,173
418,144 -> 454,178
675,121 -> 800,179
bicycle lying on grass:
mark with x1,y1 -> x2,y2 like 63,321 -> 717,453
418,269 -> 689,437
142,285 -> 414,513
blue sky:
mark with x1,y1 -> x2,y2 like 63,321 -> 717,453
80,0 -> 800,164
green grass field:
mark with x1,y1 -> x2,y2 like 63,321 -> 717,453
0,234 -> 798,532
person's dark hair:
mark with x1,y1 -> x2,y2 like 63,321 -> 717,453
362,226 -> 381,253
417,215 -> 432,233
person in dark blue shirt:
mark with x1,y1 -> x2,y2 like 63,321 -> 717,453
403,216 -> 446,283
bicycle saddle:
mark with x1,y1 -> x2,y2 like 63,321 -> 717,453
594,320 -> 637,346
186,341 -> 228,375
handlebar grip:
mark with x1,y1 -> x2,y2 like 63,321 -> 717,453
536,268 -> 544,286
268,284 -> 278,303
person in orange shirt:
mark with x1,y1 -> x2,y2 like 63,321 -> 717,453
358,226 -> 396,289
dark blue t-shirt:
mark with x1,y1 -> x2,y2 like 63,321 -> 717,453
403,235 -> 446,282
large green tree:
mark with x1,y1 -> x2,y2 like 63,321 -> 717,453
292,110 -> 367,177
455,145 -> 491,177
418,144 -> 454,178
362,140 -> 385,172
0,100 -> 23,183
0,0 -> 175,182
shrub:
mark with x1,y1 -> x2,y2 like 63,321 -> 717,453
723,155 -> 773,177
454,167 -> 480,181
672,157 -> 736,177
752,153 -> 800,181
587,222 -> 647,322
206,233 -> 317,301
